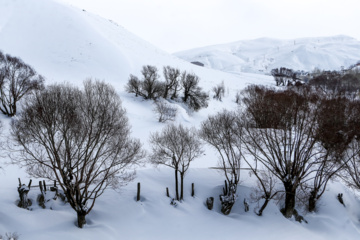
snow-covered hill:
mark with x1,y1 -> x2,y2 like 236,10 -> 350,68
0,0 -> 273,141
174,36 -> 360,74
0,0 -> 360,239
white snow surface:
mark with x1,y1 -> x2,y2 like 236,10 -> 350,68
0,0 -> 360,239
174,36 -> 360,74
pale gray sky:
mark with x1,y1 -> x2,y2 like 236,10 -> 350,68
60,0 -> 360,53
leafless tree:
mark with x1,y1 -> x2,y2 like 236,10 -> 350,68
149,124 -> 203,201
0,51 -> 44,116
212,81 -> 225,101
241,86 -> 321,218
181,72 -> 208,111
11,79 -> 144,228
125,65 -> 163,100
162,66 -> 181,99
125,74 -> 142,97
302,96 -> 359,212
141,65 -> 163,100
249,167 -> 281,216
153,100 -> 177,123
337,100 -> 360,193
340,139 -> 360,190
200,110 -> 242,215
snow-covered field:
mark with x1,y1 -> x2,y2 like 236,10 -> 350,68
1,0 -> 360,239
174,36 -> 360,74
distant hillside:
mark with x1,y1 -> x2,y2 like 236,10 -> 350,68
174,36 -> 360,74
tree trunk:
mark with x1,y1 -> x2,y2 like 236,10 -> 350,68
257,198 -> 269,216
175,169 -> 179,201
283,182 -> 296,218
180,172 -> 184,200
77,211 -> 87,228
308,190 -> 317,212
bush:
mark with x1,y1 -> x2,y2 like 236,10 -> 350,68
153,100 -> 177,123
213,81 -> 225,101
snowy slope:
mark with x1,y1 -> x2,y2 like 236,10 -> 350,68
0,0 -> 274,143
175,36 -> 360,74
0,0 -> 360,240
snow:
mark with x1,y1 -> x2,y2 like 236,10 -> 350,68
0,0 -> 360,239
175,35 -> 360,74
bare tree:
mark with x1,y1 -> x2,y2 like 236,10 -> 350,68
241,86 -> 321,218
149,124 -> 203,201
181,72 -> 209,111
11,79 -> 144,228
337,99 -> 360,193
125,65 -> 163,100
125,74 -> 142,97
153,100 -> 177,123
200,110 -> 242,215
341,139 -> 360,190
141,65 -> 163,100
212,81 -> 225,101
162,66 -> 181,99
249,167 -> 280,216
0,51 -> 44,116
303,96 -> 358,212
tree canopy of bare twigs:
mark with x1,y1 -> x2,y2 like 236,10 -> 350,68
337,100 -> 360,193
11,79 -> 144,228
212,81 -> 225,101
0,51 -> 44,116
163,66 -> 181,99
301,96 -> 360,212
153,99 -> 177,123
241,86 -> 322,218
125,65 -> 163,100
149,124 -> 203,201
200,109 -> 243,214
181,72 -> 209,111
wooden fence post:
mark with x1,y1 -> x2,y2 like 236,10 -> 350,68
136,182 -> 141,201
43,180 -> 46,192
39,181 -> 43,193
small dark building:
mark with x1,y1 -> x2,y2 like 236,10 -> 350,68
191,61 -> 205,67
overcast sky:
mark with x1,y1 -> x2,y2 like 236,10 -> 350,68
60,0 -> 360,53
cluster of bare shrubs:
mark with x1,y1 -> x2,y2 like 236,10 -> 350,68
126,65 -> 209,114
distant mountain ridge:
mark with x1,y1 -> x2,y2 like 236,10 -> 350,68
174,35 -> 360,74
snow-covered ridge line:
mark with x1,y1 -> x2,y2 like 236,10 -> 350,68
174,35 -> 360,74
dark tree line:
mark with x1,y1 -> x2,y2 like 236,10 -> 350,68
308,69 -> 360,97
126,65 -> 209,111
